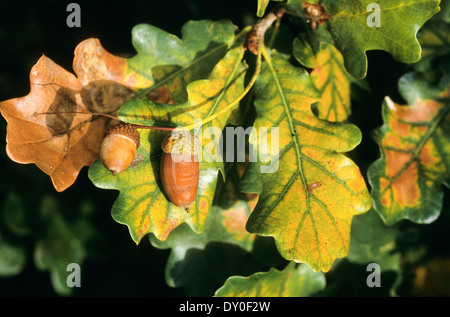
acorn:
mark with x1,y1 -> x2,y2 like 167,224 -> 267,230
100,123 -> 140,175
160,129 -> 200,211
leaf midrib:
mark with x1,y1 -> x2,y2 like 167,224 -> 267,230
264,50 -> 333,265
133,41 -> 232,98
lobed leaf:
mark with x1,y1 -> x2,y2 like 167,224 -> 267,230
214,261 -> 326,297
368,72 -> 450,225
287,0 -> 441,79
0,20 -> 239,192
73,38 -> 153,89
241,49 -> 371,272
294,41 -> 355,122
89,46 -> 248,243
128,20 -> 238,103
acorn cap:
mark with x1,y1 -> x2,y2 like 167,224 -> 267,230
161,129 -> 201,155
107,123 -> 140,148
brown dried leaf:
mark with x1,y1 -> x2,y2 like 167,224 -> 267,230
0,44 -> 136,191
73,38 -> 153,89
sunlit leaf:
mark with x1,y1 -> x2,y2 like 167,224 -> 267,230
128,20 -> 237,103
89,46 -> 248,243
287,0 -> 441,79
73,38 -> 153,89
294,41 -> 355,122
241,49 -> 371,272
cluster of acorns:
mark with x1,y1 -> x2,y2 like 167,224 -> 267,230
100,123 -> 200,211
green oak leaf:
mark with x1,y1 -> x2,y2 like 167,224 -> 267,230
241,49 -> 371,272
214,261 -> 326,296
324,0 -> 440,78
128,19 -> 238,103
89,46 -> 248,243
287,0 -> 441,79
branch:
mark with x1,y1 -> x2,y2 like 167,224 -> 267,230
245,6 -> 285,54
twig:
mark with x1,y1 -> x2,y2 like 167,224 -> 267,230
246,6 -> 285,54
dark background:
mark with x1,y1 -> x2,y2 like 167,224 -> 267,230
0,0 -> 448,297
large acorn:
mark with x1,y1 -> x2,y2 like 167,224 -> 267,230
100,123 -> 140,175
160,129 -> 200,211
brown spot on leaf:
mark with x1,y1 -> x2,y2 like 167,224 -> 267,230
307,181 -> 322,193
147,86 -> 175,104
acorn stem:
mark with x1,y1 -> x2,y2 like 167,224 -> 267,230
36,110 -> 120,121
36,111 -> 176,131
132,124 -> 176,131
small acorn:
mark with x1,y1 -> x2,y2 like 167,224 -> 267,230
100,123 -> 140,175
160,129 -> 200,211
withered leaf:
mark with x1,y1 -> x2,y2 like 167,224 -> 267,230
0,51 -> 135,191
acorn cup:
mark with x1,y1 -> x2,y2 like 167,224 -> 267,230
160,129 -> 201,212
100,123 -> 140,175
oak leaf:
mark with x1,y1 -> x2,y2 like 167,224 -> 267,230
215,262 -> 326,297
241,49 -> 371,272
0,40 -> 138,191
